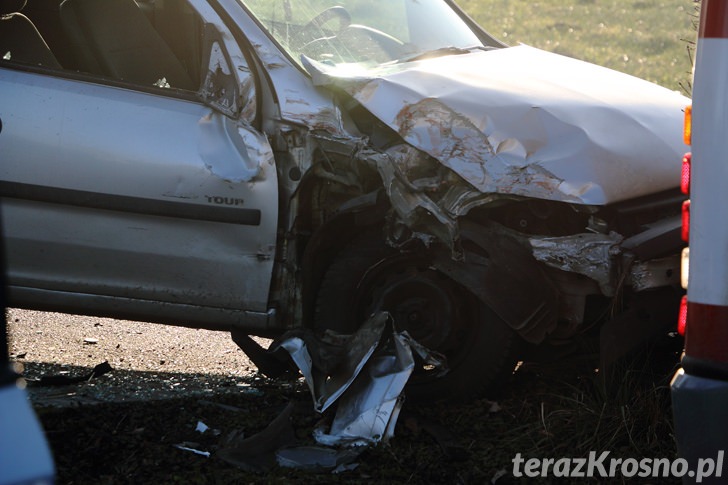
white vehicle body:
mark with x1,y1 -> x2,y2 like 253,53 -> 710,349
671,0 -> 728,477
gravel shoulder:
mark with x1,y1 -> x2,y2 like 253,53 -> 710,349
5,308 -> 682,484
6,308 -> 522,483
7,308 -> 269,406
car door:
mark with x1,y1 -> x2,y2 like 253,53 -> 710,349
0,0 -> 278,324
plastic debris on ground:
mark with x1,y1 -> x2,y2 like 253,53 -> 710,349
27,361 -> 113,387
271,312 -> 446,469
195,421 -> 209,434
199,312 -> 446,473
217,402 -> 296,472
173,443 -> 210,458
275,446 -> 360,470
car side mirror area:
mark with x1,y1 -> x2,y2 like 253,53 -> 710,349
200,24 -> 256,122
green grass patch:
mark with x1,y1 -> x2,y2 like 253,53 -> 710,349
459,0 -> 698,93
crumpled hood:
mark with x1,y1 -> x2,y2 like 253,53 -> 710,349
305,45 -> 690,205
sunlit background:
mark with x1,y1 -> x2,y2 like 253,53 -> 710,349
458,0 -> 698,93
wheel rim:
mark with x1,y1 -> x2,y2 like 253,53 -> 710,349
354,254 -> 479,381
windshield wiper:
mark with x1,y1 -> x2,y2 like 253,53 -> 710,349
397,45 -> 489,64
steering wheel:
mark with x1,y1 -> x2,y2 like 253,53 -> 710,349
296,6 -> 351,45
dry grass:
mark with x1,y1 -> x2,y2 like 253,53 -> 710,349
459,0 -> 699,93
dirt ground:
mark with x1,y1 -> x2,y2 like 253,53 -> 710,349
7,308 -> 267,406
7,308 -> 683,484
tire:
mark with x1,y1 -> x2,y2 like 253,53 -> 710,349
314,232 -> 517,402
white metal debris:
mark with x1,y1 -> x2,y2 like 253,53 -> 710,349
274,312 -> 445,448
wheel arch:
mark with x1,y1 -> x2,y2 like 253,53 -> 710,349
311,223 -> 519,401
296,186 -> 389,329
433,219 -> 561,344
295,170 -> 561,344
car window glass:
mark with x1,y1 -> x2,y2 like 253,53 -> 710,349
241,0 -> 484,68
4,0 -> 203,92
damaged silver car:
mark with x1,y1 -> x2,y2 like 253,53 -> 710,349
0,0 -> 688,400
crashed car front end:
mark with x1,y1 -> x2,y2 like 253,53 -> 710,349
237,0 -> 688,398
297,131 -> 685,347
296,43 -> 688,344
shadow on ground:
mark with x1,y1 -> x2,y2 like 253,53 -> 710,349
22,336 -> 683,484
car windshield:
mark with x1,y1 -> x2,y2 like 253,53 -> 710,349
240,0 -> 486,69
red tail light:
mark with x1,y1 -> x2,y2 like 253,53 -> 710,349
682,200 -> 691,242
678,295 -> 688,336
681,152 -> 691,195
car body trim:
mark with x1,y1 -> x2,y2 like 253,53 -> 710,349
0,181 -> 262,226
8,285 -> 277,333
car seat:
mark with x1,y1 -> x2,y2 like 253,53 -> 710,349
59,0 -> 196,90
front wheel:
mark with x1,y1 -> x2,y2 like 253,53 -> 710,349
314,233 -> 517,402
